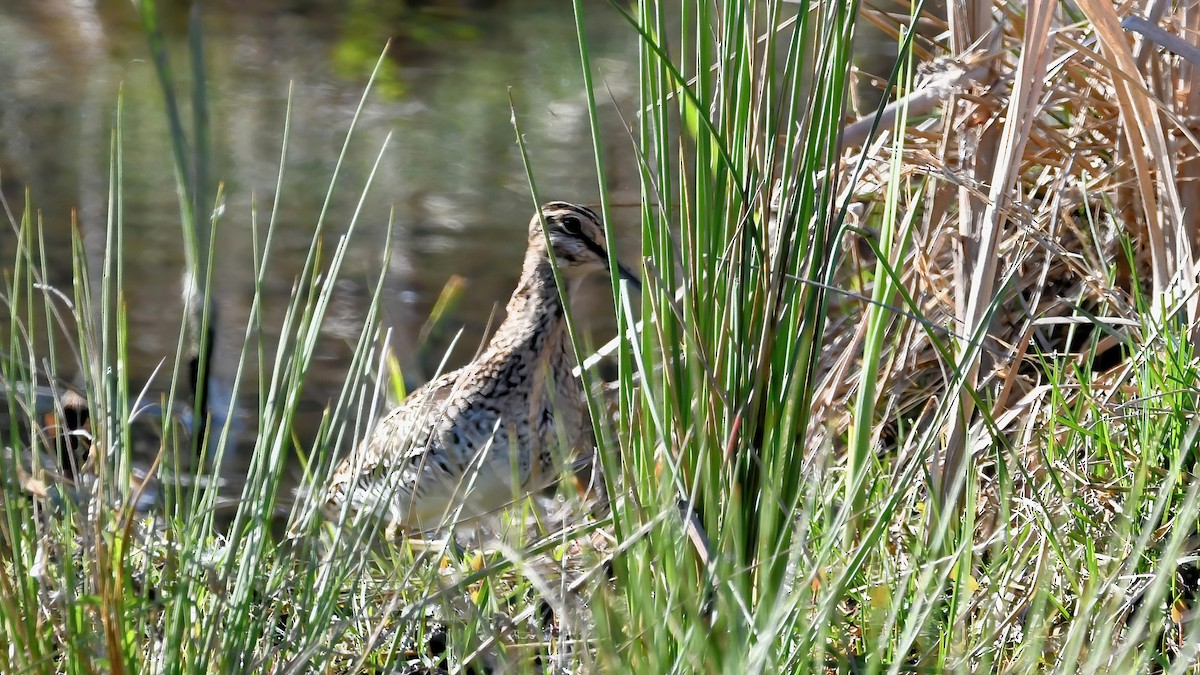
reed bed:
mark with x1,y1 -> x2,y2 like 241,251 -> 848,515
3,0 -> 1200,672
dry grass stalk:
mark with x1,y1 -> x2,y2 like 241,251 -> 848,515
936,0 -> 1058,506
816,1 -> 1200,575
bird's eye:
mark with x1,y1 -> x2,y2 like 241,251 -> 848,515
561,216 -> 583,235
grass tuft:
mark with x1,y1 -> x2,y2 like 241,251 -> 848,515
6,1 -> 1200,672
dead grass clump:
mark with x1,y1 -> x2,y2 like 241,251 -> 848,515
806,2 -> 1200,666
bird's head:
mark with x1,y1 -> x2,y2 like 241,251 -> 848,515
530,201 -> 640,289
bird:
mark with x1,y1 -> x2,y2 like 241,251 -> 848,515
325,201 -> 639,535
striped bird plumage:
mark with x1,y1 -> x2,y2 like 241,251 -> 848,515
326,201 -> 637,533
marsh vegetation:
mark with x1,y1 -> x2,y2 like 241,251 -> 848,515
4,0 -> 1200,672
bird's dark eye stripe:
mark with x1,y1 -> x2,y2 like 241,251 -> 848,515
580,235 -> 610,262
557,208 -> 608,259
574,205 -> 600,223
545,202 -> 599,226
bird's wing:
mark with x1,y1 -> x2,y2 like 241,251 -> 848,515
327,368 -> 464,495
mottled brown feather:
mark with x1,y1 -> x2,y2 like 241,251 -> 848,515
325,202 -> 621,533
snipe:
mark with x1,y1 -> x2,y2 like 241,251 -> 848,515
327,201 -> 638,534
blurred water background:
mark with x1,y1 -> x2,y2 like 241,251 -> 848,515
0,1 -> 642,451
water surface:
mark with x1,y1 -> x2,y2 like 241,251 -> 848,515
0,1 -> 654,514
0,1 -> 643,463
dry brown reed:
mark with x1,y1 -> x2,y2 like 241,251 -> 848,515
822,0 -> 1200,490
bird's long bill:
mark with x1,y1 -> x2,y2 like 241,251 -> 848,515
614,260 -> 642,294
